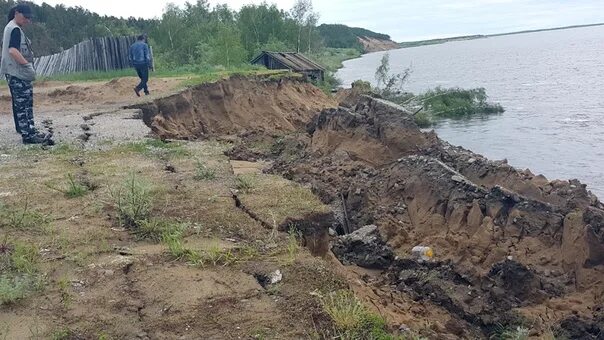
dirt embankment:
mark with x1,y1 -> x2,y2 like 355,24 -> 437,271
357,36 -> 400,53
118,76 -> 603,338
241,94 -> 604,338
128,76 -> 337,140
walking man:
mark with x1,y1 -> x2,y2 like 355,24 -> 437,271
1,4 -> 53,144
129,35 -> 151,96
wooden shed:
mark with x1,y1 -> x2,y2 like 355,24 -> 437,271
251,51 -> 325,81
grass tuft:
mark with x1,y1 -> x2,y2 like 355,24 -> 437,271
0,241 -> 43,305
64,174 -> 89,198
286,228 -> 301,264
235,175 -> 255,193
111,174 -> 152,228
489,325 -> 530,340
0,201 -> 50,231
193,161 -> 216,181
318,290 -> 399,340
121,139 -> 190,159
134,220 -> 187,243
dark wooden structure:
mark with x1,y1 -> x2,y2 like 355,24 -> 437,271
251,51 -> 325,81
34,36 -> 153,77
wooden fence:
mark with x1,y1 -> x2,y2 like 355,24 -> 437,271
34,36 -> 152,77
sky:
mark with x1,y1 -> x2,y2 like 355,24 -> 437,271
33,0 -> 604,41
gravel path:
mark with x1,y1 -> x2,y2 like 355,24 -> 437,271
0,107 -> 150,149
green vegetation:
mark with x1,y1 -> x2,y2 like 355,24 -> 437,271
0,201 -> 50,231
419,87 -> 504,118
489,325 -> 530,340
0,0 -> 394,82
286,228 -> 301,264
194,161 -> 217,181
111,174 -> 152,228
121,139 -> 190,159
367,53 -> 504,127
0,240 -> 43,305
318,290 -> 405,340
235,175 -> 256,193
162,230 -> 238,267
311,48 -> 361,72
133,220 -> 188,243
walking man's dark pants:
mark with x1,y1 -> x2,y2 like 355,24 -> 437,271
6,75 -> 35,137
135,64 -> 149,95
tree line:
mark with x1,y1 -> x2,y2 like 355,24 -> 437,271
0,0 -> 390,69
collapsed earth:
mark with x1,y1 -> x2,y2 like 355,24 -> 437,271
0,75 -> 602,339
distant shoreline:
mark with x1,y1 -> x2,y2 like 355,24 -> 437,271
398,22 -> 604,48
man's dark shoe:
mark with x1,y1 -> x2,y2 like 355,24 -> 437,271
134,87 -> 141,97
22,132 -> 54,146
144,91 -> 150,96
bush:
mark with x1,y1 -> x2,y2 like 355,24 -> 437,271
419,87 -> 504,117
351,80 -> 372,93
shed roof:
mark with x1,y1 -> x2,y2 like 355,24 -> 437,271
251,51 -> 326,71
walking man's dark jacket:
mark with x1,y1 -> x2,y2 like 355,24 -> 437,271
129,40 -> 151,67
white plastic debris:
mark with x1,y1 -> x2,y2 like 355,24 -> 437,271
411,246 -> 434,262
269,270 -> 283,284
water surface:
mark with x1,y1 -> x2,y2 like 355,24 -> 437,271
338,26 -> 604,197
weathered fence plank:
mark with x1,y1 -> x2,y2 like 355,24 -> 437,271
33,36 -> 147,77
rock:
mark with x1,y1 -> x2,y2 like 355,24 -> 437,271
398,324 -> 411,333
254,269 -> 283,288
331,225 -> 395,269
451,175 -> 465,183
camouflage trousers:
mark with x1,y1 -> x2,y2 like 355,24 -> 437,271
6,75 -> 35,137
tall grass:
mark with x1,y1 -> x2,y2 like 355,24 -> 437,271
111,174 -> 152,228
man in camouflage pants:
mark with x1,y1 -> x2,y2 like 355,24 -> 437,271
6,75 -> 34,135
0,4 -> 52,145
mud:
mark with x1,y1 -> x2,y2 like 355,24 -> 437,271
227,93 -> 604,338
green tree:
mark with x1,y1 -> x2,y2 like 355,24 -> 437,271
290,0 -> 312,53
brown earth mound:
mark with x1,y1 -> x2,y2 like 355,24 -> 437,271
357,36 -> 400,53
231,94 -> 604,338
129,76 -> 337,140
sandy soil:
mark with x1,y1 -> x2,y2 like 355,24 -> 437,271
0,76 -> 350,340
3,75 -> 602,339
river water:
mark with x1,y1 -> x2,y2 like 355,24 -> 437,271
337,26 -> 604,197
